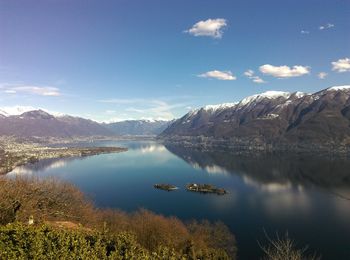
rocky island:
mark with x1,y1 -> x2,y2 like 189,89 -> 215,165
154,183 -> 179,191
186,183 -> 228,195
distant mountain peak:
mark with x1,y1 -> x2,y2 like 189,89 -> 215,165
20,109 -> 54,120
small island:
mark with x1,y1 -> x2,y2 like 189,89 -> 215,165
154,184 -> 179,191
186,183 -> 228,195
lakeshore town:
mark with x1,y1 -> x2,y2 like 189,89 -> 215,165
0,136 -> 126,175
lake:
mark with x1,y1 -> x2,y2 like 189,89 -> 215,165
9,140 -> 350,259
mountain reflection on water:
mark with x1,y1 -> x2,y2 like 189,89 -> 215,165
8,157 -> 81,176
7,141 -> 350,259
165,144 -> 350,197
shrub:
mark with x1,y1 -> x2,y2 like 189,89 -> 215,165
0,223 -> 151,259
0,177 -> 96,225
0,223 -> 233,259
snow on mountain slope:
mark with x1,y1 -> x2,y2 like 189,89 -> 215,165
327,85 -> 350,91
187,91 -> 299,117
203,103 -> 238,112
160,86 -> 350,150
237,91 -> 292,107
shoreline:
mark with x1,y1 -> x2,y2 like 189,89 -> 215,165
159,136 -> 350,155
0,139 -> 127,175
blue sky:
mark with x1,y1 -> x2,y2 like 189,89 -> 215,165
0,0 -> 349,121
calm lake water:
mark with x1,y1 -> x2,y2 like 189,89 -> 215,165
9,140 -> 350,259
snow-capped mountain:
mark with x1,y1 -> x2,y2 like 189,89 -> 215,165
160,86 -> 350,151
0,106 -> 65,118
0,110 -> 113,138
185,91 -> 306,117
0,109 -> 171,138
105,120 -> 170,136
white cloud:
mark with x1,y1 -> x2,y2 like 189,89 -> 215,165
0,84 -> 61,96
98,98 -> 146,104
332,58 -> 350,73
105,110 -> 117,114
301,30 -> 310,34
259,64 -> 310,78
244,69 -> 266,83
252,77 -> 265,83
244,69 -> 254,77
0,106 -> 36,116
198,70 -> 236,80
318,72 -> 328,79
15,86 -> 60,96
185,18 -> 227,38
4,89 -> 16,94
99,98 -> 187,121
319,23 -> 334,30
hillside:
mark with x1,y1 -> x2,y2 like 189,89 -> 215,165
160,86 -> 350,152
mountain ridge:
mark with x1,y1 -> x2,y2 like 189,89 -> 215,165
160,85 -> 350,152
0,110 -> 170,138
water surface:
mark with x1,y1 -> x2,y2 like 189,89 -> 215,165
9,140 -> 350,259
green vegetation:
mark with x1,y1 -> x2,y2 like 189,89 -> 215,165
0,177 -> 236,259
0,223 -> 151,260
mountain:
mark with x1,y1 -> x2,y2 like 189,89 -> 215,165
160,86 -> 350,152
0,106 -> 37,117
104,120 -> 170,136
0,110 -> 113,138
0,109 -> 171,138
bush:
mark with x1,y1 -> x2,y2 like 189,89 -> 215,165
0,177 -> 96,225
188,220 -> 237,259
0,223 -> 152,259
0,223 -> 234,259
